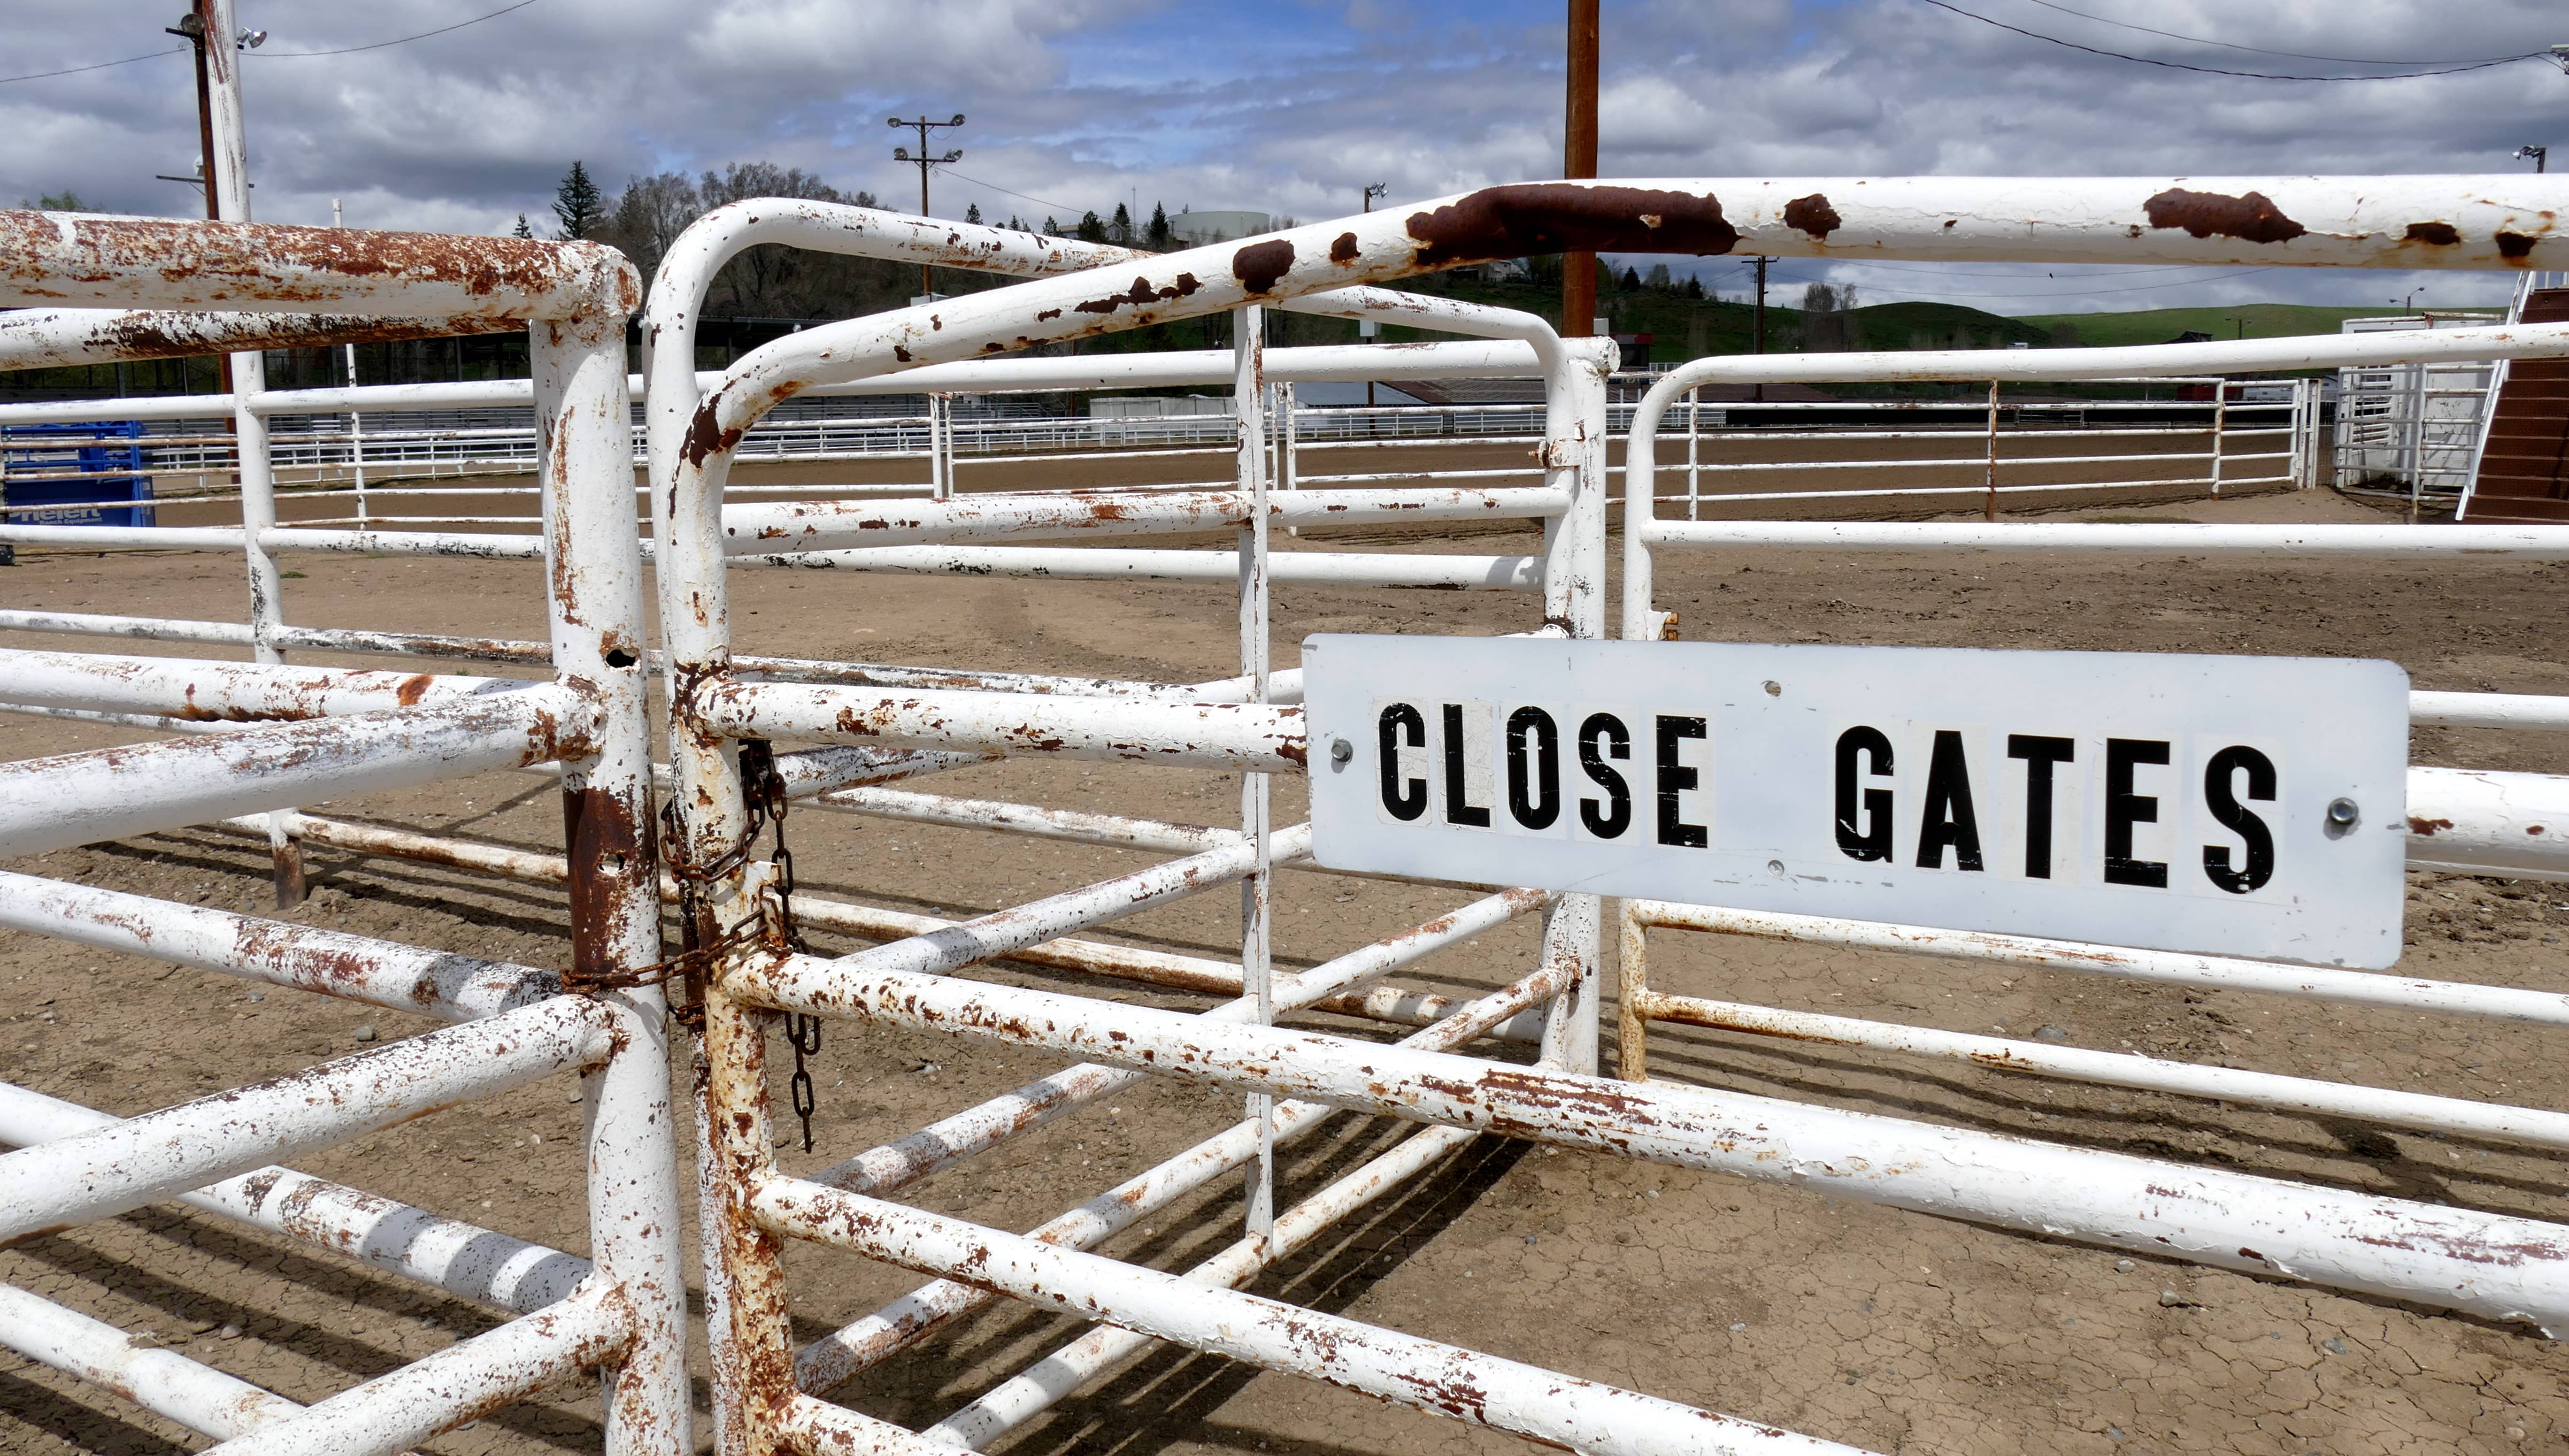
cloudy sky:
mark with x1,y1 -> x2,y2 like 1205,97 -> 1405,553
6,0 -> 2566,315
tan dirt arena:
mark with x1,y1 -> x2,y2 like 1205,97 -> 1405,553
5,487 -> 2567,1456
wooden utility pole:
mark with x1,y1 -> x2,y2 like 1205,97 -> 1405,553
1561,0 -> 1599,337
1751,256 -> 1768,402
889,114 -> 964,299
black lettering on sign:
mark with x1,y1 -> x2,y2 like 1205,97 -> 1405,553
1914,729 -> 1985,872
1833,726 -> 1894,862
2006,734 -> 2076,879
1377,704 -> 1426,822
1655,715 -> 1710,849
2104,738 -> 2171,888
1578,713 -> 1632,838
2202,744 -> 2277,894
1441,703 -> 1491,828
1505,706 -> 1561,830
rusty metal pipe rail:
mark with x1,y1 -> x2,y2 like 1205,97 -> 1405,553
0,683 -> 594,858
0,995 -> 612,1244
718,484 -> 1569,556
1623,898 -> 2569,1026
0,1284 -> 303,1441
690,677 -> 1306,772
0,209 -> 638,321
197,1278 -> 630,1456
727,952 -> 2569,1332
1612,977 -> 2569,1151
0,869 -> 557,1020
0,1083 -> 590,1314
0,648 -> 546,722
754,1176 -> 1868,1456
846,956 -> 1567,1422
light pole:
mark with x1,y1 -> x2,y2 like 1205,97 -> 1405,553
1362,183 -> 1388,404
2519,145 -> 2549,174
889,113 -> 964,299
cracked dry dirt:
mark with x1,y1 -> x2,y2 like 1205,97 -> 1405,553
4,488 -> 2569,1456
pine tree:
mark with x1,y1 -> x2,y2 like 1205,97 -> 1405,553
1042,215 -> 1061,237
1620,265 -> 1642,291
964,202 -> 983,224
1076,210 -> 1108,243
1110,202 -> 1132,244
1147,202 -> 1171,250
1684,274 -> 1704,300
552,161 -> 603,240
511,214 -> 533,239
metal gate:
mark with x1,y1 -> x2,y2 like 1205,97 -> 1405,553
5,173 -> 2569,1456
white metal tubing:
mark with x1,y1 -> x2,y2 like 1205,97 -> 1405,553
777,1396 -> 988,1456
753,1177 -> 1868,1456
0,684 -> 594,858
720,484 -> 1568,556
0,869 -> 555,1019
0,523 -> 545,556
2408,766 -> 2569,878
733,954 -> 2569,1331
0,307 -> 505,371
1626,987 -> 2569,1151
800,957 -> 1566,1398
928,1123 -> 1486,1448
0,995 -> 612,1243
804,883 -> 1542,1199
2412,692 -> 2569,728
531,302 -> 692,1456
752,545 -> 1544,590
1639,520 -> 2569,557
0,210 -> 640,321
807,784 -> 1237,853
0,649 -> 540,721
1615,329 -> 2569,641
1626,898 -> 2569,1026
0,1082 -> 589,1313
0,1284 -> 303,1440
197,1280 -> 630,1456
691,677 -> 1304,773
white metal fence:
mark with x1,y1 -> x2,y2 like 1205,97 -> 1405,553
5,176 -> 2569,1456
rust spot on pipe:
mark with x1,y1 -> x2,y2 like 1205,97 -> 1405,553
1329,232 -> 1361,264
1232,239 -> 1297,294
1075,275 -> 1202,317
680,399 -> 745,470
2141,189 -> 2307,245
2403,222 -> 2462,246
2500,232 -> 2539,261
2407,816 -> 2454,836
1781,193 -> 1842,240
395,674 -> 433,707
1405,184 -> 1739,267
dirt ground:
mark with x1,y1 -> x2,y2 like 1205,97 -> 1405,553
5,485 -> 2569,1456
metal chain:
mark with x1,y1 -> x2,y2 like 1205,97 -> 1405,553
742,741 -> 823,1153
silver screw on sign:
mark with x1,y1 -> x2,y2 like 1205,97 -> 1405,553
1330,737 -> 1354,764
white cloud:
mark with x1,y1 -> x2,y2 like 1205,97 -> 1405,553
1,0 -> 2559,310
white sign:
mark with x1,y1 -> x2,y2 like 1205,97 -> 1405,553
1302,636 -> 2410,968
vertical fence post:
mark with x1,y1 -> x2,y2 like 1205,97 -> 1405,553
1982,380 -> 2000,522
1233,306 -> 1275,1239
1537,337 -> 1611,1075
930,394 -> 952,501
2210,377 -> 2229,496
532,310 -> 691,1456
1685,385 -> 1700,521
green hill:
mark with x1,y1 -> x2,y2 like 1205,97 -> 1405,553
2011,304 -> 2410,349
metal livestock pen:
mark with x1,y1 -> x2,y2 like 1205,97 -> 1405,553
2,169 -> 2569,1456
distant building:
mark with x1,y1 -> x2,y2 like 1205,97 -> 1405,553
2168,330 -> 2215,344
1169,208 -> 1272,245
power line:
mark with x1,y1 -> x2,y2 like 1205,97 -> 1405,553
2017,0 -> 2537,67
0,48 -> 185,86
1,1 -> 539,82
251,0 -> 539,57
932,166 -> 1086,221
1914,0 -> 2544,80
